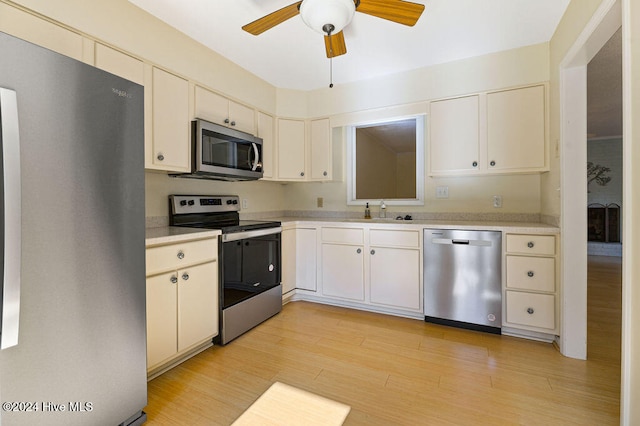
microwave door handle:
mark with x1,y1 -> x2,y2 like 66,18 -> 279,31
250,142 -> 259,171
0,88 -> 22,350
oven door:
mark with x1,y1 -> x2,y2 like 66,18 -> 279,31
222,231 -> 281,309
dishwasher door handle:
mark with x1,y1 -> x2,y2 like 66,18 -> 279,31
431,238 -> 493,247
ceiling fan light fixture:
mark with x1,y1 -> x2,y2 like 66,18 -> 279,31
299,0 -> 356,35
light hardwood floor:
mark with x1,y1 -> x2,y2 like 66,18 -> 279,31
145,256 -> 622,425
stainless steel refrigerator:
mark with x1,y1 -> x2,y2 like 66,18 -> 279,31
0,32 -> 147,425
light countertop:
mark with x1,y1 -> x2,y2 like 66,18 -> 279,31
145,226 -> 221,247
275,217 -> 559,234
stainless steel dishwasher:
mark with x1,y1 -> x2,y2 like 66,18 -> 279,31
424,229 -> 502,334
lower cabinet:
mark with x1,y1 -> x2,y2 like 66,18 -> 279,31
318,226 -> 422,315
503,233 -> 558,339
145,236 -> 218,377
321,243 -> 365,301
282,227 -> 318,294
370,247 -> 421,311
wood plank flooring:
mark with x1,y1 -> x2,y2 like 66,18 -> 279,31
145,256 -> 622,425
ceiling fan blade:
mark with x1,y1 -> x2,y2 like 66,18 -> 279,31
242,1 -> 302,35
356,0 -> 425,26
324,31 -> 347,58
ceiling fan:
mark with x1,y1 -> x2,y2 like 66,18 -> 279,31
242,0 -> 425,59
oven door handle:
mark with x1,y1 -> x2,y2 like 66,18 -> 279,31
222,226 -> 282,243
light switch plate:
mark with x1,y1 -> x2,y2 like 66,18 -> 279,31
436,186 -> 449,199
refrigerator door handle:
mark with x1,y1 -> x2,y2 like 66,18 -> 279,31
0,87 -> 21,350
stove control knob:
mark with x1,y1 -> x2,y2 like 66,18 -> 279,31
180,200 -> 187,206
226,200 -> 233,205
188,200 -> 195,206
233,199 -> 238,204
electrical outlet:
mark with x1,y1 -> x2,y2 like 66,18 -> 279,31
242,199 -> 248,209
493,195 -> 503,208
317,197 -> 324,208
436,186 -> 449,199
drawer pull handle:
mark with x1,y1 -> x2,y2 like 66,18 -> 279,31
370,249 -> 376,255
527,271 -> 535,278
177,251 -> 185,259
527,241 -> 535,248
356,248 -> 362,254
182,273 -> 189,281
170,276 -> 178,284
527,307 -> 534,315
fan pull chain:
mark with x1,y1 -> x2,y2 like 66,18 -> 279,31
329,56 -> 333,88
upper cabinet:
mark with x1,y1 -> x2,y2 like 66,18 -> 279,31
429,95 -> 481,175
487,85 -> 546,172
94,43 -> 144,85
257,112 -> 275,179
146,66 -> 190,172
310,118 -> 332,180
273,117 -> 332,182
0,3 -> 83,61
194,86 -> 255,135
429,85 -> 547,176
277,118 -> 307,180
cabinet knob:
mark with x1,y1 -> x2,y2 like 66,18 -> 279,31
527,271 -> 535,278
472,161 -> 478,167
170,276 -> 178,284
157,153 -> 165,161
230,121 -> 236,126
490,160 -> 496,167
182,273 -> 189,281
356,248 -> 362,254
224,118 -> 230,124
177,251 -> 185,259
527,241 -> 535,248
370,249 -> 375,255
323,171 -> 328,176
300,172 -> 305,177
527,307 -> 534,315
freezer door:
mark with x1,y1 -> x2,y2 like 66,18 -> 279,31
0,32 -> 147,426
0,87 -> 21,350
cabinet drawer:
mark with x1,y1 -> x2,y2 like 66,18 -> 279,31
506,291 -> 555,330
146,238 -> 217,276
370,229 -> 420,248
321,227 -> 364,244
506,234 -> 555,255
506,256 -> 555,292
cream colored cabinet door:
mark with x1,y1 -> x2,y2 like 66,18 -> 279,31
194,86 -> 255,134
282,229 -> 297,294
258,112 -> 275,179
310,118 -> 331,180
277,118 -> 306,180
147,67 -> 190,172
283,227 -> 318,293
429,95 -> 480,175
94,43 -> 144,85
146,271 -> 178,369
321,243 -> 364,301
370,247 -> 421,310
296,228 -> 317,291
487,85 -> 546,172
177,261 -> 218,352
0,3 -> 83,61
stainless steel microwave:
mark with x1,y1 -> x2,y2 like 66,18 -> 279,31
175,119 -> 263,181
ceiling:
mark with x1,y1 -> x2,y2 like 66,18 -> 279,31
127,0 -> 570,91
